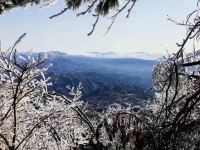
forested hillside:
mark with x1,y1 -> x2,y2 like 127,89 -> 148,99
20,51 -> 153,111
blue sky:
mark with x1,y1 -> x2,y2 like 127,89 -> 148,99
0,0 -> 197,59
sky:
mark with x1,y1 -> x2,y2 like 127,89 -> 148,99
0,0 -> 198,59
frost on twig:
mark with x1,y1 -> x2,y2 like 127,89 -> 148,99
0,34 -> 94,150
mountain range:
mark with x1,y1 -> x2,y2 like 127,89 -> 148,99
20,51 -> 154,111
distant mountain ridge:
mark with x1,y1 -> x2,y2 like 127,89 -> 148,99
43,51 -> 154,77
19,51 -> 154,110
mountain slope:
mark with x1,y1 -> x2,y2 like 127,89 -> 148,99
20,51 -> 154,110
48,72 -> 149,111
